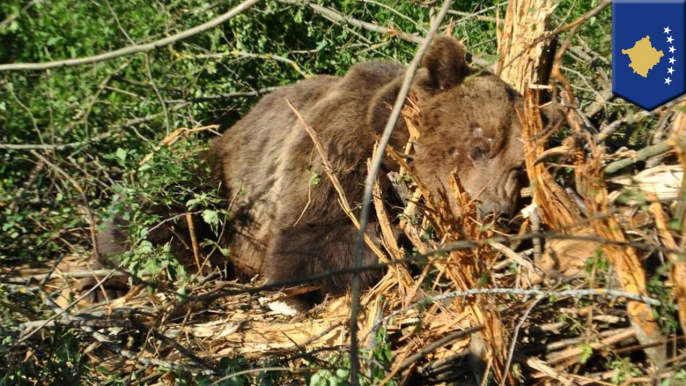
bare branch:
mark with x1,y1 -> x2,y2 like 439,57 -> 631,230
604,131 -> 686,174
0,0 -> 261,72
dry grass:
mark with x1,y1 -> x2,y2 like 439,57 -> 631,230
5,92 -> 685,384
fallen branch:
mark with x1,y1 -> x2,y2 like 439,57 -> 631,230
181,230 -> 683,305
364,287 -> 662,348
546,328 -> 636,365
604,131 -> 686,174
1,269 -> 131,284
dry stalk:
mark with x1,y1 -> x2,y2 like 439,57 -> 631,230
552,62 -> 668,366
369,159 -> 412,292
138,124 -> 219,166
362,120 -> 510,382
185,213 -> 202,273
521,93 -> 583,230
546,328 -> 636,366
445,174 -> 509,383
648,195 -> 686,335
385,146 -> 438,256
669,109 -> 686,247
396,101 -> 423,229
495,0 -> 556,92
579,142 -> 667,367
285,99 -> 387,263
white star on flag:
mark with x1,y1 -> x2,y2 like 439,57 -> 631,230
665,27 -> 676,86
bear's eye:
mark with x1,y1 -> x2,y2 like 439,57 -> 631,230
469,143 -> 489,161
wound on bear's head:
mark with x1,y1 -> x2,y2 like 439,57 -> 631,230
422,36 -> 470,90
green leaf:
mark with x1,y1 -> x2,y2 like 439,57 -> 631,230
143,258 -> 162,276
115,148 -> 127,161
579,343 -> 593,364
335,369 -> 349,379
203,209 -> 219,229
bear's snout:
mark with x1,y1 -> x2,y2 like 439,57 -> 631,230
477,200 -> 513,221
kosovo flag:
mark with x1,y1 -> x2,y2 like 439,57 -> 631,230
613,0 -> 685,110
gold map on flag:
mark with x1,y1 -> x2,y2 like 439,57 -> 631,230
621,36 -> 664,77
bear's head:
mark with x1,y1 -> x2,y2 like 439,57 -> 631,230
370,36 -> 525,219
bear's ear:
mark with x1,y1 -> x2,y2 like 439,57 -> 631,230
422,36 -> 470,90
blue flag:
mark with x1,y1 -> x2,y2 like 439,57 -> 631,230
613,0 -> 685,110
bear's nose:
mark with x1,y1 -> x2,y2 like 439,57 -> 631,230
477,201 -> 511,221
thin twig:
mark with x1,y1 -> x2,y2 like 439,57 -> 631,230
501,293 -> 547,386
16,269 -> 122,344
38,253 -> 64,287
597,110 -> 654,143
0,102 -> 191,151
186,51 -> 308,77
277,0 -> 491,68
397,325 -> 485,372
348,2 -> 451,383
209,366 -> 318,386
0,0 -> 45,30
278,0 -> 422,43
29,151 -> 99,261
366,287 -> 662,343
128,316 -> 217,372
144,53 -> 171,134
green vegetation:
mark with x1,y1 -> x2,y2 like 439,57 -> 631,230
1,0 -> 679,385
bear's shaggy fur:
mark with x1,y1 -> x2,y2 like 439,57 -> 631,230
206,36 -> 524,296
93,36 -> 525,302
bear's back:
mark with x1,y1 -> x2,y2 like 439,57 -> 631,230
208,61 -> 408,276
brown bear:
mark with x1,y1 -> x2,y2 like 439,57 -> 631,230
206,36 -> 524,297
92,36 -> 524,304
